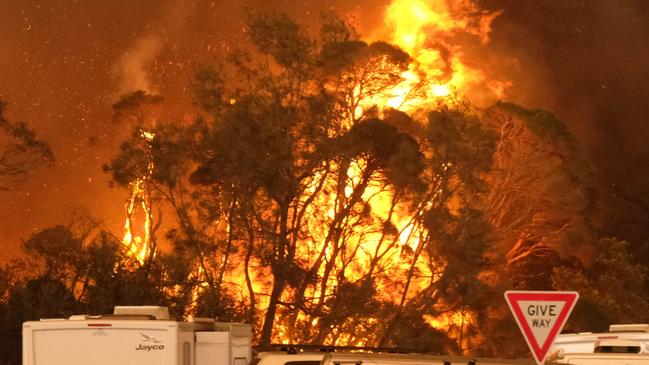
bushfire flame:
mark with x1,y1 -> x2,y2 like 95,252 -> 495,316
268,0 -> 504,350
115,0 -> 508,353
364,0 -> 509,112
122,129 -> 155,265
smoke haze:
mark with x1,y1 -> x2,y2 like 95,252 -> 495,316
112,0 -> 195,96
479,0 -> 649,243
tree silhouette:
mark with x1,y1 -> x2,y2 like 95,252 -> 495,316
0,100 -> 53,191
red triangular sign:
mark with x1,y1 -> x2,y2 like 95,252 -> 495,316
505,291 -> 579,365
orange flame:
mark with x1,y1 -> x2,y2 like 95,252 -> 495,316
154,0 -> 505,346
122,129 -> 155,265
216,0 -> 506,347
362,0 -> 509,113
425,309 -> 476,353
266,0 -> 502,345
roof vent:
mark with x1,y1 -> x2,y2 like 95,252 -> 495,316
609,324 -> 649,332
113,306 -> 170,320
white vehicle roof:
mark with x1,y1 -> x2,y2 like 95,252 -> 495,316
24,316 -> 213,331
256,351 -> 327,365
551,324 -> 649,355
550,353 -> 649,365
257,350 -> 535,365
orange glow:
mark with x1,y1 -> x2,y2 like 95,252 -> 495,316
122,129 -> 155,265
425,310 -> 473,331
359,0 -> 509,113
425,309 -> 476,353
244,0 -> 504,346
147,0 -> 504,344
431,83 -> 451,97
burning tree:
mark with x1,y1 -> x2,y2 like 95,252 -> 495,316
107,90 -> 241,319
181,11 -> 500,352
98,1 -> 532,353
107,91 -> 164,267
100,0 -> 606,357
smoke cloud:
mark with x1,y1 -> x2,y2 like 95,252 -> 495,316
113,36 -> 163,95
112,0 -> 194,97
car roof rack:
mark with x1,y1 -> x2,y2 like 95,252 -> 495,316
609,324 -> 649,332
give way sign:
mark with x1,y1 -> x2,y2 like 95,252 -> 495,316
505,290 -> 579,365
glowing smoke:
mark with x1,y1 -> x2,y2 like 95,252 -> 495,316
113,36 -> 163,95
112,0 -> 194,97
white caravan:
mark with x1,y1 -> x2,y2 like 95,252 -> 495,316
546,324 -> 649,364
22,306 -> 252,365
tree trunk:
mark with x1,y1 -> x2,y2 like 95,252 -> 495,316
244,222 -> 256,325
259,200 -> 291,347
259,274 -> 286,348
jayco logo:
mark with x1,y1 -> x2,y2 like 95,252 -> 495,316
135,344 -> 165,351
135,333 -> 164,351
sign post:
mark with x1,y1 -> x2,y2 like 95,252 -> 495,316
505,291 -> 579,365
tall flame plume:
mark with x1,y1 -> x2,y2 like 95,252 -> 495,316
122,129 -> 155,265
364,0 -> 508,112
